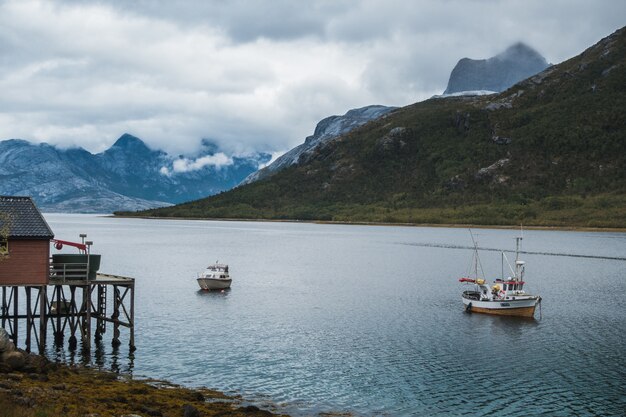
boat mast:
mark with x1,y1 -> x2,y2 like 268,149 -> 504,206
469,229 -> 477,279
514,232 -> 523,281
468,229 -> 484,280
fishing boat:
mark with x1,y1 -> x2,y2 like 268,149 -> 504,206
458,233 -> 541,318
197,262 -> 232,290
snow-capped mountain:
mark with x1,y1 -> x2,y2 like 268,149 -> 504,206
242,105 -> 397,184
0,134 -> 270,213
444,42 -> 549,94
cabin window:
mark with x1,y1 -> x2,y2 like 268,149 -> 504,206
0,238 -> 7,257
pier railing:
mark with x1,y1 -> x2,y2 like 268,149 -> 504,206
49,261 -> 89,281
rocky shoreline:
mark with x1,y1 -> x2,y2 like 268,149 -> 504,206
0,330 -> 284,417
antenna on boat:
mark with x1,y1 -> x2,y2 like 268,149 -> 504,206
515,224 -> 523,263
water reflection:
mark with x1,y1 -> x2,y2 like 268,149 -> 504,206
46,333 -> 134,375
196,288 -> 231,298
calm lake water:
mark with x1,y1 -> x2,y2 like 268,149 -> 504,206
42,214 -> 626,416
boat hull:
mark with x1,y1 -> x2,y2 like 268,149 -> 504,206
197,278 -> 232,290
462,295 -> 539,318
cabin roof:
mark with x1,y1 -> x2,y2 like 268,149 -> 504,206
0,196 -> 54,239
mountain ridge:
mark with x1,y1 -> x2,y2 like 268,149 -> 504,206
242,105 -> 397,184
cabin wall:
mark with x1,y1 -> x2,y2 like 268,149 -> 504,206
0,239 -> 50,285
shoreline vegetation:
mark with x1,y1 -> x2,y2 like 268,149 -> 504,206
1,359 -> 286,417
111,213 -> 626,234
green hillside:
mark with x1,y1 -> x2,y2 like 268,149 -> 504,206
118,27 -> 626,228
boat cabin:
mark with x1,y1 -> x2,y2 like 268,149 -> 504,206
200,263 -> 229,279
0,196 -> 54,285
494,279 -> 526,296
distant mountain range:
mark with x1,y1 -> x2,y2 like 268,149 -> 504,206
0,134 -> 270,213
126,27 -> 626,228
444,42 -> 550,94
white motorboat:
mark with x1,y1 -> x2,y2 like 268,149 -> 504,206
197,262 -> 232,290
458,232 -> 541,318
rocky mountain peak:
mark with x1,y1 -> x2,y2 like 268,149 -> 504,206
444,42 -> 550,94
111,133 -> 150,151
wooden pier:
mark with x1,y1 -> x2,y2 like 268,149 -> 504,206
1,272 -> 135,353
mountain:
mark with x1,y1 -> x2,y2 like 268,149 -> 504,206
242,105 -> 397,184
0,135 -> 270,213
444,42 -> 550,94
123,27 -> 626,228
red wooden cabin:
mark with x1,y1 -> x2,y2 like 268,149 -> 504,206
0,196 -> 54,285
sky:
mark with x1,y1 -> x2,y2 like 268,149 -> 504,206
0,0 -> 624,157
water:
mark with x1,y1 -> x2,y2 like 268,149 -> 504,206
42,214 -> 626,416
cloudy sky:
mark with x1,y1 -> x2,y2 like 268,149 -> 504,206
0,0 -> 624,156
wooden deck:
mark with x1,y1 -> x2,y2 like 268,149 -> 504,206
49,272 -> 135,286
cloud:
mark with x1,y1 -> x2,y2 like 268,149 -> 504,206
0,0 -> 624,156
160,153 -> 234,176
